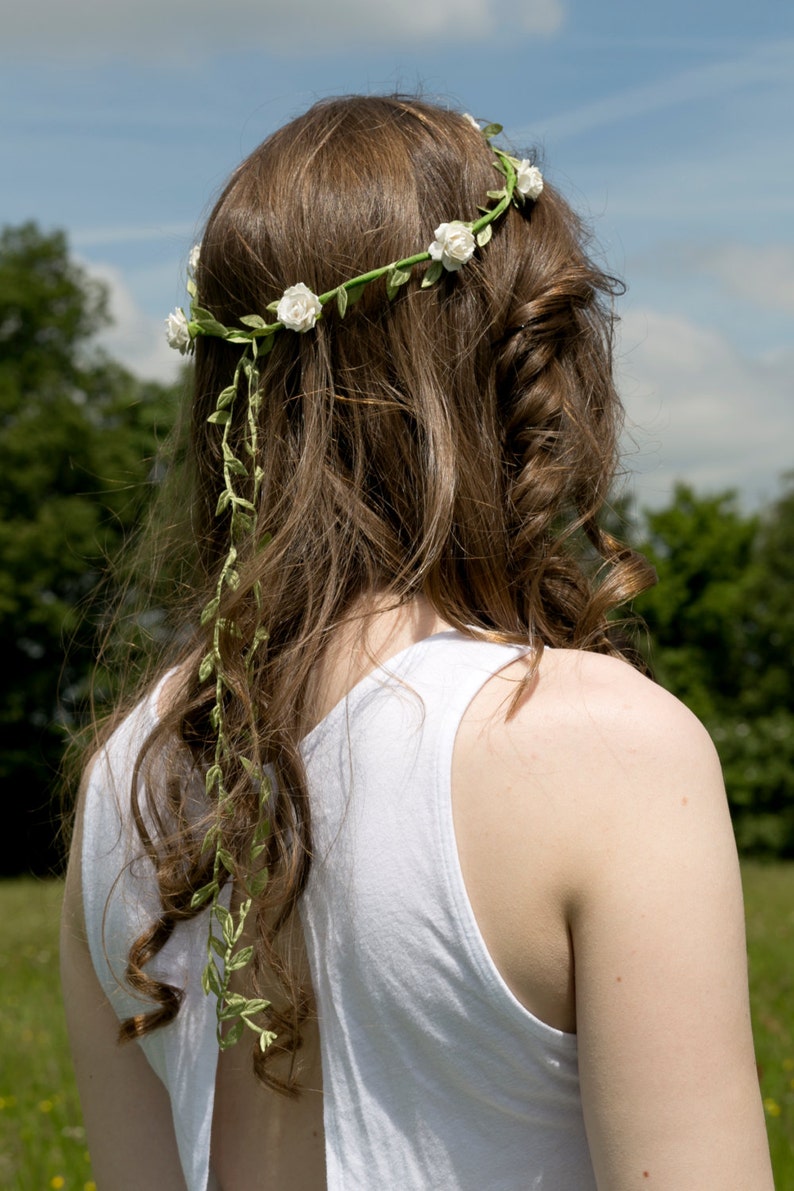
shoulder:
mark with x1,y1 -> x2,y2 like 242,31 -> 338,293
460,647 -> 731,895
474,646 -> 720,789
525,647 -> 719,777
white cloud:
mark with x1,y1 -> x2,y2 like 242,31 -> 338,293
2,0 -> 563,59
694,244 -> 794,316
86,262 -> 182,383
618,308 -> 794,508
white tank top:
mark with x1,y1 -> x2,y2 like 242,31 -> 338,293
82,631 -> 597,1190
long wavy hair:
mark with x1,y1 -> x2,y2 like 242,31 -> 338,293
101,94 -> 654,1092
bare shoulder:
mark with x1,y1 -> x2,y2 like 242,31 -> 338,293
527,646 -> 714,753
470,646 -> 724,814
460,646 -> 734,906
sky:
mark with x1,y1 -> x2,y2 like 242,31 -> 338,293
2,0 -> 792,510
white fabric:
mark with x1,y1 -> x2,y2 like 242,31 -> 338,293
301,631 -> 596,1189
82,631 -> 597,1189
81,683 -> 226,1191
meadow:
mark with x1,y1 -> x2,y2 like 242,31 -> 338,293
0,867 -> 791,1188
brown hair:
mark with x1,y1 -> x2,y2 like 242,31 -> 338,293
109,94 -> 654,1091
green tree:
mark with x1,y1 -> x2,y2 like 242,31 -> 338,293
0,223 -> 179,874
633,482 -> 794,856
742,474 -> 794,712
634,484 -> 759,721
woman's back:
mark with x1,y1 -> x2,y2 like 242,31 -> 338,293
68,596 -> 771,1187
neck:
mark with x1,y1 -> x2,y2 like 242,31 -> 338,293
304,592 -> 453,731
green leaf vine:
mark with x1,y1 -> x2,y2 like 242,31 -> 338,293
182,121 -> 533,1053
190,331 -> 277,1053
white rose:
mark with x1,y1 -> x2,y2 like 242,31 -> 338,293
462,112 -> 480,130
164,308 -> 192,353
515,160 -> 543,201
427,222 -> 476,272
188,243 -> 201,275
276,282 -> 323,332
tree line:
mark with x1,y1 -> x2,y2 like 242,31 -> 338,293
1,223 -> 791,874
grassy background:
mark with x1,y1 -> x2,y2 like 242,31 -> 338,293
1,867 -> 792,1188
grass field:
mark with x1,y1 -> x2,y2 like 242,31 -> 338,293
1,867 -> 792,1188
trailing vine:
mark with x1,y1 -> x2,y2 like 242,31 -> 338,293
166,118 -> 544,1053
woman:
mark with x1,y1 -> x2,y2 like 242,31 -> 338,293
61,95 -> 773,1189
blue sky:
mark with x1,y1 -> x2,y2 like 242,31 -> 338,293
2,0 -> 792,508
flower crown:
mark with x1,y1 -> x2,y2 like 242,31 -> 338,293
165,118 -> 542,354
161,117 -> 542,1059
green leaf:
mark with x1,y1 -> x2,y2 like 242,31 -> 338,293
386,267 -> 411,301
224,331 -> 255,344
486,188 -> 507,200
481,122 -> 503,139
206,959 -> 223,997
239,314 -> 267,329
218,993 -> 248,1019
253,816 -> 271,843
215,490 -> 231,516
231,511 -> 254,537
214,903 -> 232,933
191,308 -> 228,335
258,333 -> 275,355
241,997 -> 271,1016
226,945 -> 254,971
266,300 -> 280,314
220,1020 -> 245,1048
346,283 -> 367,307
200,597 -> 220,625
241,757 -> 265,784
217,847 -> 235,875
209,933 -> 226,959
190,882 -> 218,910
421,260 -> 444,289
201,825 -> 219,855
258,1030 -> 278,1052
476,224 -> 493,248
246,867 -> 270,897
205,763 -> 222,794
223,993 -> 248,1012
233,497 -> 256,514
336,287 -> 348,318
207,408 -> 231,425
216,384 -> 237,410
226,458 -> 248,477
198,652 -> 215,682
